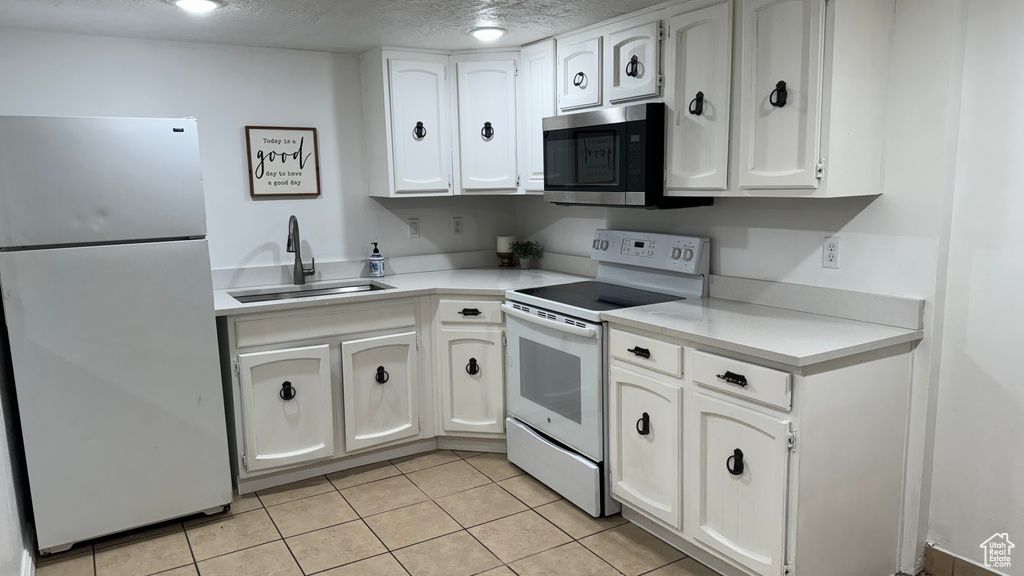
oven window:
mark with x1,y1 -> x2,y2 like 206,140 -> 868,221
519,338 -> 582,424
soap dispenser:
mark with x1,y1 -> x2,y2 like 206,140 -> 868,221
369,242 -> 385,277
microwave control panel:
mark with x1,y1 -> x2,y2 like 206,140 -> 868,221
591,229 -> 710,276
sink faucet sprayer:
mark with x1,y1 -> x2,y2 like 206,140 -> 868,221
286,215 -> 316,285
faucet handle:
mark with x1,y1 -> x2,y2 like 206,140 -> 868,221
303,258 -> 316,278
286,235 -> 295,253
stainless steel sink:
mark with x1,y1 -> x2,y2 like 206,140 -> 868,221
229,280 -> 395,303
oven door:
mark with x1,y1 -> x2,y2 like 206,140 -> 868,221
503,304 -> 604,461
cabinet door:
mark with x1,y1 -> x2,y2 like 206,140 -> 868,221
457,59 -> 518,191
738,0 -> 825,189
665,2 -> 733,191
686,392 -> 791,576
605,20 -> 662,103
439,328 -> 505,435
558,33 -> 602,111
341,331 -> 419,453
517,40 -> 556,193
238,344 -> 334,472
388,58 -> 452,194
609,365 -> 683,529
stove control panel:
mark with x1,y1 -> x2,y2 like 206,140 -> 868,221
591,229 -> 710,276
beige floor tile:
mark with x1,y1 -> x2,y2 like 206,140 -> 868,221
509,542 -> 620,576
391,450 -> 461,473
580,523 -> 685,576
392,531 -> 501,576
286,520 -> 386,574
497,475 -> 560,508
453,450 -> 483,459
185,509 -> 280,562
196,540 -> 300,576
363,501 -> 461,550
406,460 -> 491,499
154,566 -> 198,576
340,475 -> 429,517
327,461 -> 402,490
316,553 -> 408,576
36,550 -> 95,576
256,476 -> 335,507
184,492 -> 262,528
465,453 -> 524,482
434,484 -> 528,528
266,491 -> 358,537
94,527 -> 193,576
477,567 -> 516,576
534,500 -> 628,539
468,510 -> 571,564
646,558 -> 720,576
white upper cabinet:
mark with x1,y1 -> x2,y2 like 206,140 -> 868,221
686,392 -> 791,576
341,331 -> 420,453
605,19 -> 662,104
664,2 -> 733,191
557,32 -> 603,112
517,40 -> 556,194
361,50 -> 452,197
237,344 -> 334,472
737,0 -> 824,190
453,56 -> 519,192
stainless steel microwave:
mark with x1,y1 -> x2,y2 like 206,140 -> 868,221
542,103 -> 713,210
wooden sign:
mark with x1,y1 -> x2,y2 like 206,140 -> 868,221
245,126 -> 321,198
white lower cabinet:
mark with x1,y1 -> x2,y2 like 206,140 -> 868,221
609,364 -> 683,530
341,331 -> 420,453
438,327 -> 505,434
686,392 -> 792,576
237,344 -> 334,472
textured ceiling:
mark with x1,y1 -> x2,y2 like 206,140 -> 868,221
0,0 -> 668,53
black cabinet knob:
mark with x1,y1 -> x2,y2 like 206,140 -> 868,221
279,381 -> 296,401
636,412 -> 651,436
625,55 -> 640,78
481,122 -> 494,140
727,448 -> 745,475
466,358 -> 480,376
770,81 -> 788,108
573,71 -> 587,87
413,121 -> 427,140
375,366 -> 390,384
689,91 -> 705,116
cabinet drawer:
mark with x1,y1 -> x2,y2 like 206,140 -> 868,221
691,350 -> 792,411
610,329 -> 683,379
437,299 -> 503,324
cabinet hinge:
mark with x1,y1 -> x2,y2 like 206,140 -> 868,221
448,173 -> 453,189
514,62 -> 518,77
816,160 -> 826,182
784,561 -> 794,575
241,453 -> 248,469
502,333 -> 507,348
444,66 -> 448,80
416,335 -> 422,350
516,174 -> 521,187
657,73 -> 664,88
658,21 -> 664,41
233,358 -> 240,376
418,417 -> 422,431
787,431 -> 797,452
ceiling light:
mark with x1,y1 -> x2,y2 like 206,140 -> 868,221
174,0 -> 220,14
470,27 -> 507,42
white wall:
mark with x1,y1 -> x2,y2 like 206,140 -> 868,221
517,0 -> 969,570
927,1 -> 1024,572
0,28 -> 517,271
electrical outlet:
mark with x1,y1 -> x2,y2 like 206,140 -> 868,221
452,216 -> 463,237
407,218 -> 420,239
823,237 -> 840,269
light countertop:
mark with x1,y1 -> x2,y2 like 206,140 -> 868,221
601,298 -> 924,368
213,268 -> 587,316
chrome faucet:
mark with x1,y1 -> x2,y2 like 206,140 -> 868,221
286,215 -> 315,285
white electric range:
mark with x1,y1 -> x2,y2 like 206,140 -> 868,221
502,229 -> 710,517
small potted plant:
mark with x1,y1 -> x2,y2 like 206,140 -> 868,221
510,240 -> 543,269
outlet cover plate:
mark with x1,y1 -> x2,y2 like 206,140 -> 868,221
823,237 -> 840,269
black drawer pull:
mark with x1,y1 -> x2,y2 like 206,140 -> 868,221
627,346 -> 651,359
466,358 -> 480,376
573,71 -> 587,87
716,371 -> 748,387
279,381 -> 296,401
459,308 -> 482,317
636,412 -> 650,436
727,448 -> 745,476
375,366 -> 389,384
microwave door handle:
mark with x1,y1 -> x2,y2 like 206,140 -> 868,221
500,303 -> 599,339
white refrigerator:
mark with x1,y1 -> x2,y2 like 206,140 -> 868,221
0,116 -> 232,553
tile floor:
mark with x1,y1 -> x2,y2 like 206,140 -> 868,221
35,450 -> 723,576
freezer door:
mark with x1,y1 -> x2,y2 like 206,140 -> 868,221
0,116 -> 208,248
0,240 -> 231,551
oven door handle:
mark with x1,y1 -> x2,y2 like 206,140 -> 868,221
501,303 -> 600,339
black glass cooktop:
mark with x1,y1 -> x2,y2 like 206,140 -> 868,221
514,281 -> 683,312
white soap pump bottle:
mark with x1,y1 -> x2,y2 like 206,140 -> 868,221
369,242 -> 385,277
